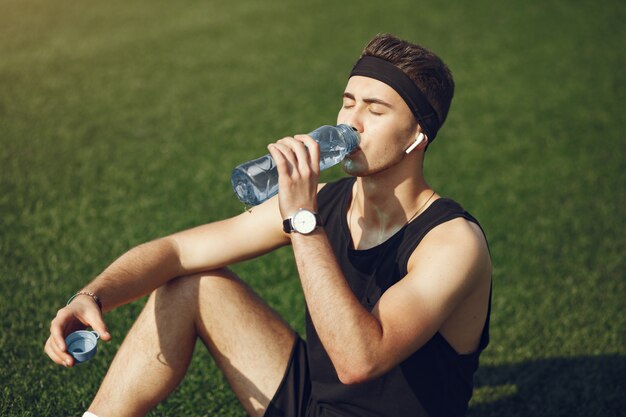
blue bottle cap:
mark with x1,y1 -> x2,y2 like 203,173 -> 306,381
65,330 -> 99,364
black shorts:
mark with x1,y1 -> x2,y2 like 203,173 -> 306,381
264,336 -> 312,417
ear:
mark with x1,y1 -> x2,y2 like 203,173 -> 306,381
405,132 -> 427,154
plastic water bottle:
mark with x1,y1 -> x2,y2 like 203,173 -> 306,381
231,124 -> 360,206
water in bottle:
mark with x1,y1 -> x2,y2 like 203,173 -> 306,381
231,124 -> 360,206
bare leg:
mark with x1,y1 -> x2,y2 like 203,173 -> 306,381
88,269 -> 296,417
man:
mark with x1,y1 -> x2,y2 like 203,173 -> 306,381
45,33 -> 492,417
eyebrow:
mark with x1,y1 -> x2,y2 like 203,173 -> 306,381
343,92 -> 393,108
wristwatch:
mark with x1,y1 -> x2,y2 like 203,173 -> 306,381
282,208 -> 321,234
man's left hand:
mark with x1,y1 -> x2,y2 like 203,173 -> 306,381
267,134 -> 320,219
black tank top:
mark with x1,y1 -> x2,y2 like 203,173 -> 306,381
306,177 -> 490,417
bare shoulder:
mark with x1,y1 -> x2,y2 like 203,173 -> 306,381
407,216 -> 491,286
403,215 -> 491,353
424,217 -> 487,253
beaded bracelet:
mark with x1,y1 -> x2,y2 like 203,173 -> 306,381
66,290 -> 103,311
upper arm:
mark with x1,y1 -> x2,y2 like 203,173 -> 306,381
167,195 -> 291,273
371,218 -> 491,372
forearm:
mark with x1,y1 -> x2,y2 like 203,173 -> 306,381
268,133 -> 385,380
291,230 -> 383,382
80,237 -> 184,312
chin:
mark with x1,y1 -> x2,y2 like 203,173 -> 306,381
342,161 -> 381,178
343,157 -> 403,179
342,158 -> 365,176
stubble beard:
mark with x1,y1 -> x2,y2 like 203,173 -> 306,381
342,148 -> 406,178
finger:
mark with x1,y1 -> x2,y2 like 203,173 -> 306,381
65,294 -> 113,341
274,138 -> 302,167
50,312 -> 69,352
286,136 -> 314,177
84,310 -> 112,342
276,137 -> 311,177
49,315 -> 77,366
268,144 -> 289,178
295,135 -> 320,174
45,336 -> 74,367
44,337 -> 65,366
268,142 -> 297,177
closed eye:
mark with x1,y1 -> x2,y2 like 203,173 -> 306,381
343,92 -> 392,113
342,92 -> 356,107
368,104 -> 387,115
342,99 -> 355,109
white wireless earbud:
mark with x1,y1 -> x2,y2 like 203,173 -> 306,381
405,132 -> 426,154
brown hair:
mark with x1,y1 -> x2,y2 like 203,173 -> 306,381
362,34 -> 455,126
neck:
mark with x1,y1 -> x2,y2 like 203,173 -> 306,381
356,176 -> 430,224
349,157 -> 435,248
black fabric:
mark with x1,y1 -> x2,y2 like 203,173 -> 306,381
309,177 -> 490,417
266,177 -> 491,417
264,337 -> 311,417
350,56 -> 441,142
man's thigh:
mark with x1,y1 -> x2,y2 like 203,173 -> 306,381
170,269 -> 297,417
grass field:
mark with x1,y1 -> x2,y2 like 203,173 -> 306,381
1,0 -> 624,415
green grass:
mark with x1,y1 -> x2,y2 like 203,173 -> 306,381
1,0 -> 624,415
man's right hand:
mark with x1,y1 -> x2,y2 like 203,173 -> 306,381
42,193 -> 289,367
44,295 -> 112,367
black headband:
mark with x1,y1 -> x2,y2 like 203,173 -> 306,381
350,56 -> 440,142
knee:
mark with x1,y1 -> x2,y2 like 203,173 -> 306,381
154,268 -> 235,304
157,274 -> 196,299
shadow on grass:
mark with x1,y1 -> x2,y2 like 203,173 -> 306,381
468,355 -> 626,417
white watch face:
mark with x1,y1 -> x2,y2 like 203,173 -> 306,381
292,209 -> 317,234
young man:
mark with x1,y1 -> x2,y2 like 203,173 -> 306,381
45,34 -> 492,417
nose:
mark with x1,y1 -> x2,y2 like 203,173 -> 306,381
339,108 -> 364,134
